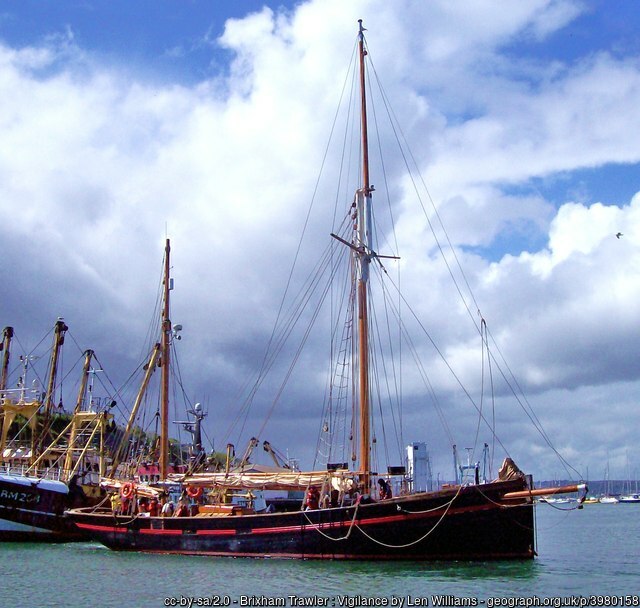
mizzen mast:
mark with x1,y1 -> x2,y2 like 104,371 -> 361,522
356,19 -> 372,492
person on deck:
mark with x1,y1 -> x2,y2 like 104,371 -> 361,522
110,492 -> 121,514
137,497 -> 148,514
148,497 -> 159,516
305,486 -> 320,510
175,500 -> 189,517
160,497 -> 174,517
378,478 -> 392,500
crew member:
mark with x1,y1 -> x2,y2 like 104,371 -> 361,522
378,478 -> 392,500
305,486 -> 320,510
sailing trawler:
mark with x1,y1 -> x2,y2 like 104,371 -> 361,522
67,22 -> 583,559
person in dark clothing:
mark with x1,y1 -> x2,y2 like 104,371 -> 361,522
378,478 -> 392,500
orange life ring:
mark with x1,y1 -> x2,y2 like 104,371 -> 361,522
120,482 -> 134,499
186,485 -> 203,499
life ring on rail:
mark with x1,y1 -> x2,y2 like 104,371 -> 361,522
186,485 -> 203,499
120,482 -> 134,499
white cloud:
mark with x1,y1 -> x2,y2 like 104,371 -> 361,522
1,0 -> 639,480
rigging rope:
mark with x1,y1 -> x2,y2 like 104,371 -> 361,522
304,484 -> 466,550
367,46 -> 582,482
302,500 -> 361,541
354,485 -> 463,549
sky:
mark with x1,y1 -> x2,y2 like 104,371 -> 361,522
1,0 -> 639,485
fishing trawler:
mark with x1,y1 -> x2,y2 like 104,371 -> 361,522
0,323 -> 113,541
67,22 -> 584,559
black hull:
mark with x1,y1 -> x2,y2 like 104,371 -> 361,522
0,474 -> 98,542
67,478 -> 535,560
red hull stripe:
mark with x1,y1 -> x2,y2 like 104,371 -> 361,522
75,500 -> 523,538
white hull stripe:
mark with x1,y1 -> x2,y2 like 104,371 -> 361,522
0,516 -> 52,534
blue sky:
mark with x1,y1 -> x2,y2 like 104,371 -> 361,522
0,0 -> 294,83
1,0 -> 640,483
508,2 -> 640,60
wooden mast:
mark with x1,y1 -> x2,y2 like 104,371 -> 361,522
107,240 -> 171,481
356,19 -> 372,492
159,238 -> 171,480
0,326 -> 13,393
108,343 -> 161,478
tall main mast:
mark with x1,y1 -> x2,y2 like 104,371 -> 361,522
356,19 -> 372,491
160,238 -> 171,479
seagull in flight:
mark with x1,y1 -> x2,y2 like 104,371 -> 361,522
616,232 -> 623,239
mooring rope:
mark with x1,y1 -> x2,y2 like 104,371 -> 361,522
306,485 -> 464,548
302,500 -> 361,541
353,486 -> 463,549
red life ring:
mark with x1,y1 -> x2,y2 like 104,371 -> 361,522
120,482 -> 134,499
186,485 -> 203,499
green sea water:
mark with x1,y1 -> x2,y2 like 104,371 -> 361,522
1,504 -> 637,608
